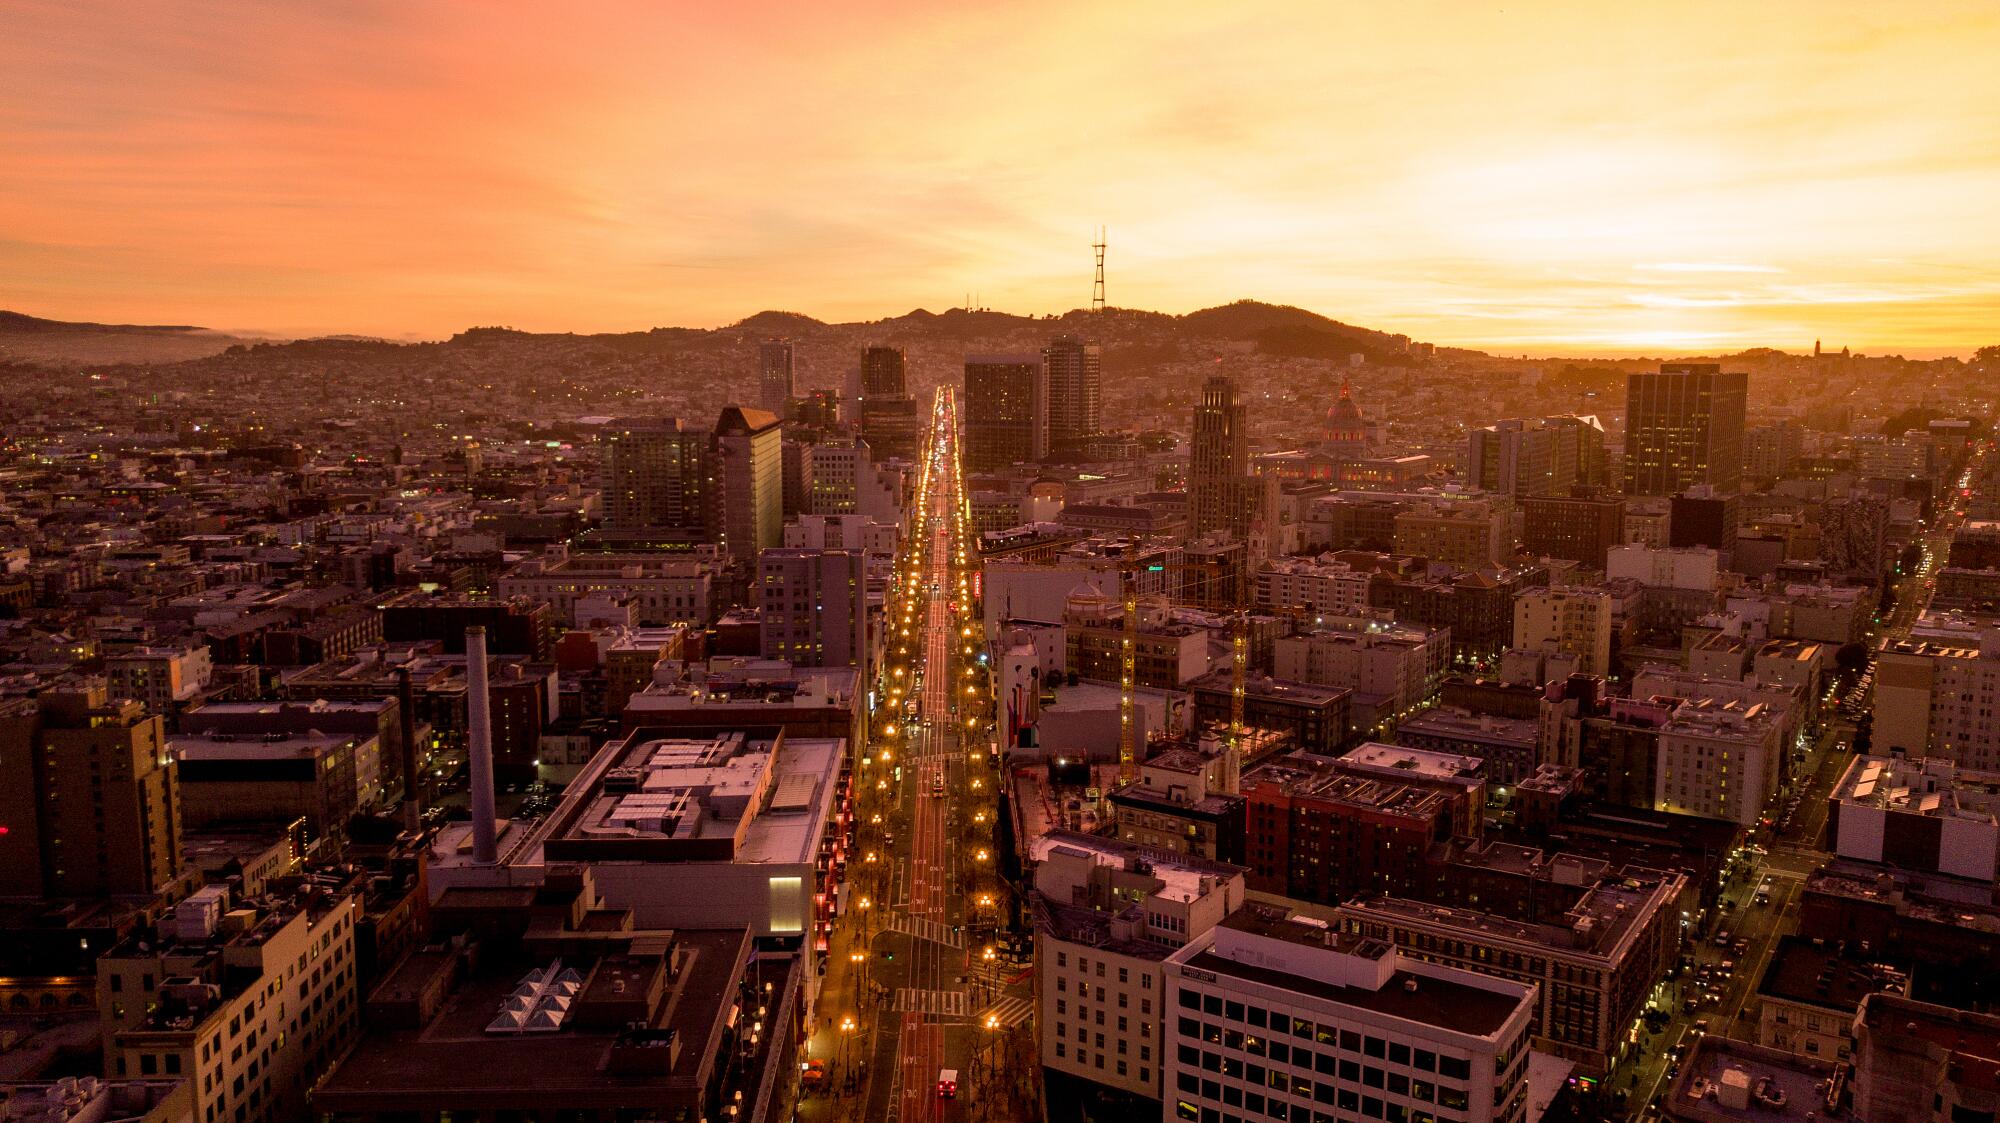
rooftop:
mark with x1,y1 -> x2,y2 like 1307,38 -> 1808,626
1756,936 -> 1906,1013
1178,905 -> 1531,1039
1833,755 -> 2000,823
1341,862 -> 1682,963
317,929 -> 758,1112
1663,1036 -> 1848,1123
1395,708 -> 1537,748
1856,993 -> 2000,1095
538,728 -> 841,865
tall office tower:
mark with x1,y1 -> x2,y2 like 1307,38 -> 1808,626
963,354 -> 1047,471
713,406 -> 784,559
1469,419 -> 1562,496
781,438 -> 815,520
1622,363 -> 1748,497
1043,335 -> 1103,452
860,344 -> 906,399
1549,413 -> 1609,487
858,346 -> 920,459
0,682 -> 181,899
1189,374 -> 1250,537
758,548 -> 868,671
759,338 -> 795,412
601,417 -> 711,533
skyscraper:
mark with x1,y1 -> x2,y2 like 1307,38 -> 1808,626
1189,373 -> 1250,537
1622,363 -> 1748,497
600,417 -> 711,533
860,344 -> 906,399
713,405 -> 784,560
962,354 -> 1046,472
859,345 -> 920,459
759,339 -> 795,412
1043,335 -> 1102,453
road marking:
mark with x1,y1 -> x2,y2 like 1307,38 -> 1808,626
896,988 -> 970,1018
974,995 -> 1034,1029
888,915 -> 964,949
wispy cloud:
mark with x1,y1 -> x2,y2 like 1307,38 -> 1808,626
1635,263 -> 1785,274
0,0 -> 1997,352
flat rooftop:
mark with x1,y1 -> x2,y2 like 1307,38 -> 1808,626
1664,1036 -> 1847,1123
1857,994 -> 2000,1095
1183,907 -> 1529,1038
1030,830 -> 1243,907
1341,864 -> 1681,963
1834,755 -> 2000,823
172,731 -> 359,762
541,729 -> 841,865
316,929 -> 753,1111
1395,708 -> 1537,747
1756,936 -> 1905,1012
1339,741 -> 1487,780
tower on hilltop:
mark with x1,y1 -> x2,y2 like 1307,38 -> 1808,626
1091,227 -> 1106,312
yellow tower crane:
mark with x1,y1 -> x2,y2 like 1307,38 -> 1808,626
1117,560 -> 1249,784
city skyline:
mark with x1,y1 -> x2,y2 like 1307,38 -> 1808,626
5,2 -> 2000,355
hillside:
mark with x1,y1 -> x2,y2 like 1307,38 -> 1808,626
0,299 -> 1446,374
0,310 -> 262,366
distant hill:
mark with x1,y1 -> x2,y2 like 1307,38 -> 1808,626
0,310 -> 262,366
1,297 -> 1446,372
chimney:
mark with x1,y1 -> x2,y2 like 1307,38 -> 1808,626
398,667 -> 421,832
466,626 -> 498,864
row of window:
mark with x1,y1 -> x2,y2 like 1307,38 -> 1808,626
1175,1041 -> 1471,1112
1173,1076 -> 1465,1123
1175,988 -> 1473,1080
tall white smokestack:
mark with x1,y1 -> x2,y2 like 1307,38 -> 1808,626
465,626 -> 498,865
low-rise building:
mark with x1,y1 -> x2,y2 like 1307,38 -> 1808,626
315,871 -> 792,1123
1755,936 -> 1906,1062
1337,862 -> 1686,1074
0,1079 -> 192,1123
1852,993 -> 2000,1123
1661,1035 -> 1851,1123
1655,698 -> 1786,826
1272,621 -> 1449,739
172,730 -> 379,841
1828,755 -> 2000,883
1242,744 -> 1483,905
1395,707 -> 1538,787
98,874 -> 362,1123
1108,744 -> 1246,863
1164,904 -> 1536,1123
1873,615 -> 2000,770
1030,832 -> 1248,1114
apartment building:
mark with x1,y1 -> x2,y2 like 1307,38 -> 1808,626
1337,863 -> 1685,1074
99,877 -> 361,1123
1654,699 -> 1785,826
1030,832 -> 1248,1113
1511,586 -> 1613,678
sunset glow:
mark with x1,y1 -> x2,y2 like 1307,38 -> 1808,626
5,1 -> 1999,353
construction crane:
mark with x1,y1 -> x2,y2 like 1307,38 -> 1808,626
1117,560 -> 1249,784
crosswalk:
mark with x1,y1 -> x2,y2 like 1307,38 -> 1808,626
974,995 -> 1033,1029
895,988 -> 970,1018
887,915 -> 964,949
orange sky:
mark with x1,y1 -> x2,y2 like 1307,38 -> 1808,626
4,1 -> 1999,355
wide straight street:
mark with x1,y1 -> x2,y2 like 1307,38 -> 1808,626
802,388 -> 1033,1123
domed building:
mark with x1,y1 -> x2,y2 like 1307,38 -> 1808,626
1320,378 -> 1372,453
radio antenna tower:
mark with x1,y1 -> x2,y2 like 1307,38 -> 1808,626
1091,226 -> 1107,312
